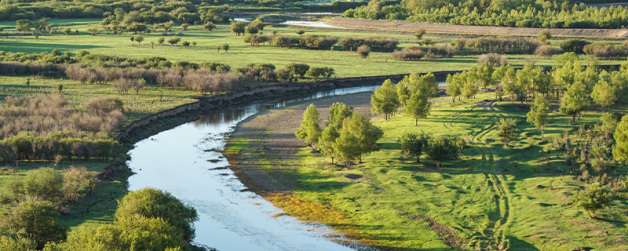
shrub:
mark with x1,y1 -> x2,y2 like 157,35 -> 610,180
339,37 -> 399,52
393,48 -> 425,61
357,44 -> 371,58
560,39 -> 590,54
465,37 -> 539,54
423,45 -> 456,58
583,42 -> 628,59
87,97 -> 124,115
534,45 -> 556,58
477,53 -> 508,66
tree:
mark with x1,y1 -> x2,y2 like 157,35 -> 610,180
1,201 -> 67,248
181,23 -> 188,31
115,188 -> 198,242
527,95 -> 549,139
327,102 -> 353,128
306,67 -> 327,80
475,62 -> 494,88
424,136 -> 459,168
538,30 -> 552,45
396,81 -> 410,108
560,82 -> 590,123
414,28 -> 426,40
167,36 -> 180,45
0,236 -> 36,251
192,41 -> 197,48
572,183 -> 614,219
496,118 -> 518,147
319,125 -> 340,164
371,79 -> 400,120
346,113 -> 383,163
134,35 -> 143,45
221,43 -> 229,53
231,21 -> 246,36
16,19 -> 33,32
157,37 -> 165,45
182,41 -> 190,48
613,115 -> 628,161
296,29 -> 305,35
592,80 -> 617,110
398,132 -> 429,162
286,63 -> 310,78
334,128 -> 361,167
357,45 -> 371,58
446,73 -> 462,102
204,22 -> 216,31
295,104 -> 322,149
404,90 -> 431,125
410,72 -> 438,97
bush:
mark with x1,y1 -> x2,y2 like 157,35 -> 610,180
339,37 -> 399,52
1,200 -> 67,248
583,42 -> 628,59
534,45 -> 556,58
423,45 -> 456,58
560,39 -> 590,54
87,97 -> 124,115
465,37 -> 540,54
357,45 -> 371,58
477,53 -> 508,66
393,48 -> 425,61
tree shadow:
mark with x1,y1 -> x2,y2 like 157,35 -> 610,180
507,235 -> 539,251
0,41 -> 104,54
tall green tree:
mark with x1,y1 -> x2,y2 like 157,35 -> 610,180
396,81 -> 410,108
371,79 -> 400,120
231,21 -> 246,36
613,115 -> 628,161
446,73 -> 462,102
410,72 -> 438,97
334,128 -> 361,167
591,80 -> 617,110
560,81 -> 590,123
404,90 -> 431,126
327,102 -> 353,128
346,113 -> 383,163
527,95 -> 550,139
496,118 -> 518,147
318,125 -> 340,164
398,132 -> 429,163
475,62 -> 495,88
296,104 -> 322,149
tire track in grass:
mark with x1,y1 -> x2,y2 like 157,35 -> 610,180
468,100 -> 512,250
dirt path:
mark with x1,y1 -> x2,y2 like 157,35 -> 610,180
326,18 -> 628,38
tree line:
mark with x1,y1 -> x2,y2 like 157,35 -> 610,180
344,0 -> 628,29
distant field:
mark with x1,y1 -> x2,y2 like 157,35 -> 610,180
0,19 -> 622,78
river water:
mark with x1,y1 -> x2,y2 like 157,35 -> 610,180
126,85 -> 379,250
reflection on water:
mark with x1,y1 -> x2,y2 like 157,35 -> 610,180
126,85 -> 380,251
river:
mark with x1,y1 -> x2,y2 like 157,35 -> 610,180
126,85 -> 380,250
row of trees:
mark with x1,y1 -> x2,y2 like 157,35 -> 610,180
296,103 -> 383,166
344,0 -> 628,29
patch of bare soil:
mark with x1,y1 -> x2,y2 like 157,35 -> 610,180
326,18 -> 628,38
228,92 -> 373,193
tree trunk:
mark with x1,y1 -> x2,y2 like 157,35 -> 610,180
436,161 -> 441,168
416,156 -> 420,163
415,119 -> 418,126
541,128 -> 544,140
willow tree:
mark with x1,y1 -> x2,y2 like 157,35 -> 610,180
404,90 -> 431,126
371,79 -> 399,120
527,95 -> 549,139
296,104 -> 322,149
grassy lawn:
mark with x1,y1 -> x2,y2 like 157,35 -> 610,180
233,92 -> 628,250
0,19 -> 624,78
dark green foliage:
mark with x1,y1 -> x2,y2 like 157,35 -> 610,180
398,132 -> 429,162
371,79 -> 400,120
560,39 -> 591,54
424,136 -> 459,168
338,37 -> 399,52
272,35 -> 338,50
285,63 -> 310,78
231,21 -> 246,36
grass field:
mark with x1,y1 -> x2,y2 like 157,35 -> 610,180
228,91 -> 628,250
0,19 -> 624,78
